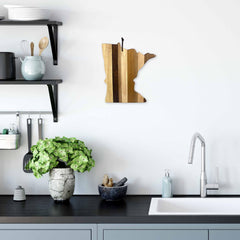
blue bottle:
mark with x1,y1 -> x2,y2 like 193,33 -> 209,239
162,169 -> 172,198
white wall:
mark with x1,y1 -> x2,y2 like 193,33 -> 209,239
0,0 -> 240,195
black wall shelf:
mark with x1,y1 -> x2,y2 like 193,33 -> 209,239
0,20 -> 62,65
0,20 -> 62,25
0,79 -> 62,85
0,79 -> 62,122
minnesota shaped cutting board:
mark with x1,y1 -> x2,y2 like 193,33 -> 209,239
102,42 -> 156,103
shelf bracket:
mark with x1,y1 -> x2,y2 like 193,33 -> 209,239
47,84 -> 58,122
47,24 -> 58,65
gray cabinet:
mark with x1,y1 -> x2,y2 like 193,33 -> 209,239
0,230 -> 90,240
98,224 -> 208,240
2,223 -> 240,240
209,230 -> 240,240
103,229 -> 207,240
0,224 -> 97,240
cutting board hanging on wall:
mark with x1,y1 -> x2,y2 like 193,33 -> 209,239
102,41 -> 156,103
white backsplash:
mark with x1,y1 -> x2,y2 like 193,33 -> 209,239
0,0 -> 240,195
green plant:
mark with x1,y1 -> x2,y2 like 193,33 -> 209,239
26,136 -> 95,178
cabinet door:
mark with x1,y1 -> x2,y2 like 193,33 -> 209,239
0,224 -> 97,240
0,229 -> 91,240
210,230 -> 240,240
103,229 -> 208,240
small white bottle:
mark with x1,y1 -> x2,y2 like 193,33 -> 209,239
162,169 -> 172,198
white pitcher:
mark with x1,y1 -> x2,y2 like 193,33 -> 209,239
20,56 -> 45,80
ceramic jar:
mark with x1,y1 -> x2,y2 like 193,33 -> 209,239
49,168 -> 75,201
13,186 -> 26,201
20,56 -> 45,80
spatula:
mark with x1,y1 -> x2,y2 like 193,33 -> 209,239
23,118 -> 33,173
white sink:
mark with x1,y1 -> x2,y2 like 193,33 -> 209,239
149,198 -> 240,215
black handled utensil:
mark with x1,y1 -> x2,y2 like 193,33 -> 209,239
23,118 -> 33,173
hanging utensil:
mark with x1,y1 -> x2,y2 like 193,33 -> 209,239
23,118 -> 33,173
38,37 -> 49,56
16,112 -> 20,133
20,40 -> 30,56
30,42 -> 34,56
38,117 -> 43,140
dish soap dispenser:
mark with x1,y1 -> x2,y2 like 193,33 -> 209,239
162,169 -> 172,198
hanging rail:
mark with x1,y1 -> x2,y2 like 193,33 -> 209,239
0,79 -> 62,122
0,111 -> 52,115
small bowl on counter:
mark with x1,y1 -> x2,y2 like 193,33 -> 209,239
98,184 -> 128,201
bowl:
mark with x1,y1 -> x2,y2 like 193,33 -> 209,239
4,5 -> 50,21
98,184 -> 127,201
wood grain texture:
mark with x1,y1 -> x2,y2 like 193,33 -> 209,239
102,42 -> 156,103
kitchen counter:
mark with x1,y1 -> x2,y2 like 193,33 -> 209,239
0,195 -> 240,224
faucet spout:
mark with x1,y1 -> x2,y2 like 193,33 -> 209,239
188,133 -> 206,173
188,132 -> 218,197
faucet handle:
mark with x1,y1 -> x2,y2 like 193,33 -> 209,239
205,183 -> 219,190
205,167 -> 219,191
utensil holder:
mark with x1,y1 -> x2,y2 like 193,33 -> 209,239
20,56 -> 45,80
0,133 -> 20,150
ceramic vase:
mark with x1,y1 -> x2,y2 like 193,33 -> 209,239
49,168 -> 75,201
20,56 -> 45,80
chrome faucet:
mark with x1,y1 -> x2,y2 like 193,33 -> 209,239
188,133 -> 219,198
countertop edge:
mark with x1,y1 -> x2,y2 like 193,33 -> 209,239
1,216 -> 240,224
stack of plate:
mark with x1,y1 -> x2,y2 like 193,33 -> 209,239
4,5 -> 50,21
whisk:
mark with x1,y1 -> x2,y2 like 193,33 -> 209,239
20,40 -> 30,56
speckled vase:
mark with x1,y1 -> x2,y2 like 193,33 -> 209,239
49,168 -> 75,201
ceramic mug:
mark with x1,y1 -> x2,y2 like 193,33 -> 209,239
20,56 -> 45,80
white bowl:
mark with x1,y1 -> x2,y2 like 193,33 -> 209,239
4,6 -> 50,21
3,5 -> 23,9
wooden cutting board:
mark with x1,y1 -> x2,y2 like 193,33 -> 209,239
102,42 -> 156,103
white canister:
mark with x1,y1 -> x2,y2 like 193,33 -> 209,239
13,186 -> 26,201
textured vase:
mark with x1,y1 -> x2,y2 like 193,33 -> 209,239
49,168 -> 75,201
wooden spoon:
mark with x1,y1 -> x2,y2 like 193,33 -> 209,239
30,42 -> 34,56
39,37 -> 49,56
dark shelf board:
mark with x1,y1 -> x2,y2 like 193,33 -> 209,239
0,20 -> 62,65
0,79 -> 62,85
0,20 -> 62,25
0,79 -> 61,122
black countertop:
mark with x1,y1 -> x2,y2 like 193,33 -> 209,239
0,195 -> 240,224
